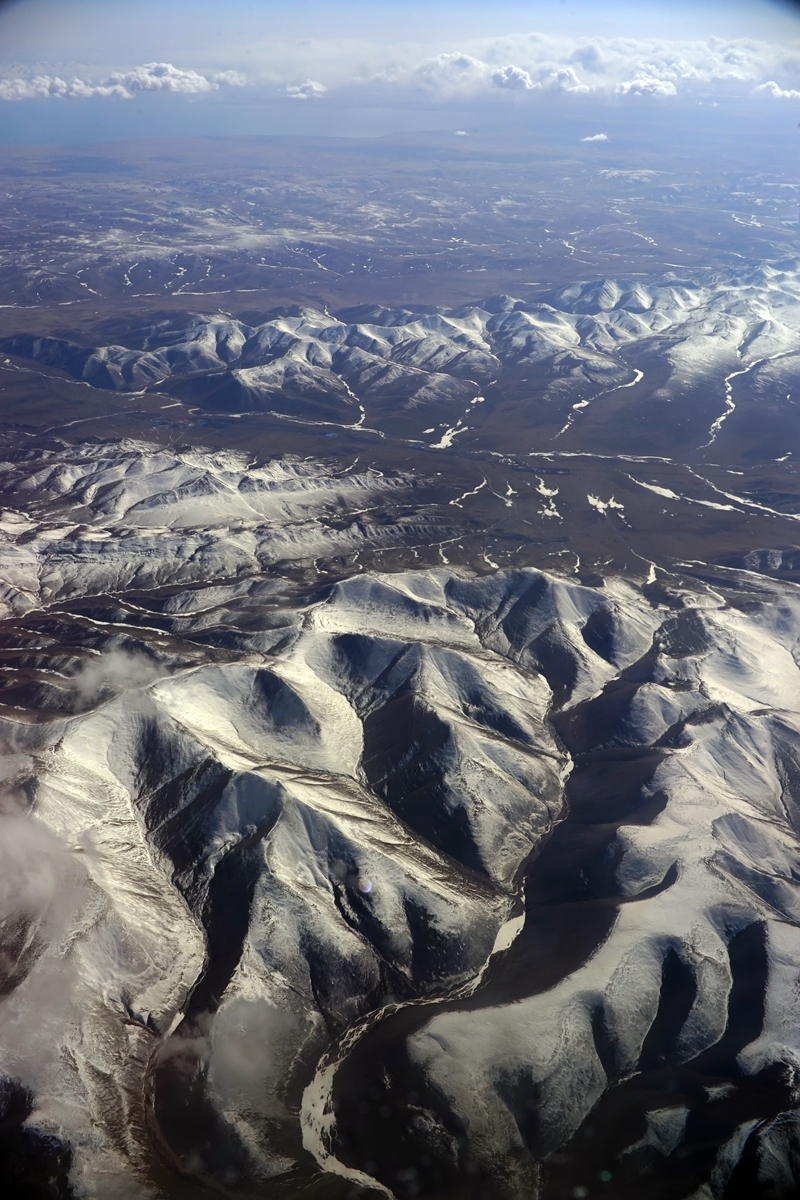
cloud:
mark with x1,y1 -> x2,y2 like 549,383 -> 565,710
409,53 -> 595,97
0,62 -> 247,101
0,812 -> 111,1101
541,66 -> 592,93
618,74 -> 678,96
3,34 -> 800,110
208,998 -> 302,1115
580,132 -> 608,142
0,813 -> 89,1059
491,65 -> 537,91
570,43 -> 606,73
66,648 -> 167,701
413,52 -> 492,94
755,80 -> 800,99
285,79 -> 327,100
377,33 -> 787,104
0,815 -> 84,929
156,998 -> 303,1119
212,70 -> 248,87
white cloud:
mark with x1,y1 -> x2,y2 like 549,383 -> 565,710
755,80 -> 800,99
408,52 -> 594,97
618,74 -> 678,96
212,69 -> 248,87
570,43 -> 606,73
541,66 -> 592,93
208,998 -> 301,1116
0,814 -> 89,1088
285,78 -> 327,100
357,35 -> 769,103
0,815 -> 84,929
66,648 -> 167,701
4,34 -> 800,109
581,132 -> 608,142
0,61 -> 246,101
389,33 -> 784,103
413,52 -> 492,94
491,65 -> 537,91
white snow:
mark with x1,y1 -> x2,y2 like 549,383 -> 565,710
6,450 -> 800,1193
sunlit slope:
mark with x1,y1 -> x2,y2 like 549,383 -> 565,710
3,469 -> 800,1197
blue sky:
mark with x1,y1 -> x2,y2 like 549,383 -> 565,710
2,0 -> 800,143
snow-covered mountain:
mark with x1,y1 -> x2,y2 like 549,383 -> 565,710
5,262 -> 800,419
327,575 -> 800,1200
4,439 -> 800,1198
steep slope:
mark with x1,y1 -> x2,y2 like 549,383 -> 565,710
4,441 -> 800,1197
326,579 -> 800,1200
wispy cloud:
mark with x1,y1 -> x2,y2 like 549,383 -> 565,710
65,648 -> 167,701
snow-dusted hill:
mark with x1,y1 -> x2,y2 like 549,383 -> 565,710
0,440 -> 446,618
6,262 -> 800,420
4,434 -> 800,1200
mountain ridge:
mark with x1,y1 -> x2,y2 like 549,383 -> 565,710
5,264 -> 800,425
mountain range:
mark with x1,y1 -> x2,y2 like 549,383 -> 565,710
5,264 -> 800,431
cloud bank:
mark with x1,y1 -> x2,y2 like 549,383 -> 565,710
390,34 -> 800,102
0,61 -> 246,101
3,34 -> 800,107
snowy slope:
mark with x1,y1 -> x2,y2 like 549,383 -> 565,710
325,579 -> 800,1200
0,441 -> 441,617
4,442 -> 800,1196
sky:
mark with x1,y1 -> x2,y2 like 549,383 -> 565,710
2,0 -> 800,143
